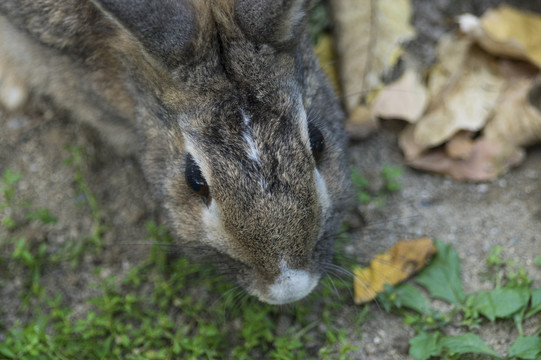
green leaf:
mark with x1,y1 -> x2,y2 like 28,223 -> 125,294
508,336 -> 541,359
415,240 -> 465,304
409,332 -> 441,360
439,333 -> 500,357
394,283 -> 431,314
509,336 -> 541,360
1,215 -> 16,230
486,245 -> 504,267
0,345 -> 16,358
351,170 -> 369,188
2,168 -> 22,185
526,286 -> 541,318
381,165 -> 402,192
0,169 -> 22,205
471,287 -> 530,321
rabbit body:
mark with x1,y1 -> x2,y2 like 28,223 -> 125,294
0,0 -> 350,304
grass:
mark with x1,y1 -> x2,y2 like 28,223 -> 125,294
0,155 -> 363,359
351,165 -> 403,206
0,169 -> 22,229
64,145 -> 107,251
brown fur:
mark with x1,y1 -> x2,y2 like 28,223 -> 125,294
0,0 -> 351,303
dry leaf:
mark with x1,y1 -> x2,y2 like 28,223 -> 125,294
383,6 -> 541,181
407,139 -> 524,182
484,77 -> 541,147
331,0 -> 416,114
403,73 -> 539,180
445,131 -> 475,160
353,237 -> 436,304
426,34 -> 472,99
413,36 -> 504,148
403,48 -> 540,180
398,124 -> 426,161
459,5 -> 541,68
371,69 -> 428,122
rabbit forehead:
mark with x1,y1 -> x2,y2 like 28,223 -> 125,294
183,100 -> 314,201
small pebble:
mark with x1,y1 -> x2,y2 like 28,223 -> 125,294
525,169 -> 539,179
477,184 -> 489,193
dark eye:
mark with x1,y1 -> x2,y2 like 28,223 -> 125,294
308,123 -> 325,162
185,154 -> 210,200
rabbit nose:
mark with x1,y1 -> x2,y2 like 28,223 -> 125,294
260,261 -> 320,305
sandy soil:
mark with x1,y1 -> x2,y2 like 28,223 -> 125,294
1,1 -> 540,359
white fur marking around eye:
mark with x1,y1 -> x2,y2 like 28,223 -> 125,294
314,169 -> 331,218
201,200 -> 231,253
265,260 -> 320,304
295,99 -> 310,152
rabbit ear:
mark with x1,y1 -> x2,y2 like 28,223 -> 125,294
91,0 -> 198,68
234,0 -> 315,46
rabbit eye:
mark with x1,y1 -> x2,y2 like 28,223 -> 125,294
308,123 -> 325,162
185,154 -> 210,200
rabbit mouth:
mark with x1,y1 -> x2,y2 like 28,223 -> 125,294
251,260 -> 321,305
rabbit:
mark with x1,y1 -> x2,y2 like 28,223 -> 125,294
0,0 -> 351,304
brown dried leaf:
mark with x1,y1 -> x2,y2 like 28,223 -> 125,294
484,77 -> 541,147
402,61 -> 538,180
445,131 -> 475,160
371,69 -> 428,122
398,124 -> 427,161
395,7 -> 541,181
407,139 -> 524,181
413,36 -> 505,147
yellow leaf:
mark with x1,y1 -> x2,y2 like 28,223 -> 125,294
459,6 -> 541,68
353,237 -> 436,304
481,5 -> 541,68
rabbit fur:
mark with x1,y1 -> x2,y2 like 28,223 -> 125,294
0,0 -> 350,304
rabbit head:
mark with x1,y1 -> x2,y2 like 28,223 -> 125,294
91,0 -> 351,304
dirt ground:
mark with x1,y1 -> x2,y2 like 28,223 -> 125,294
1,1 -> 540,359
